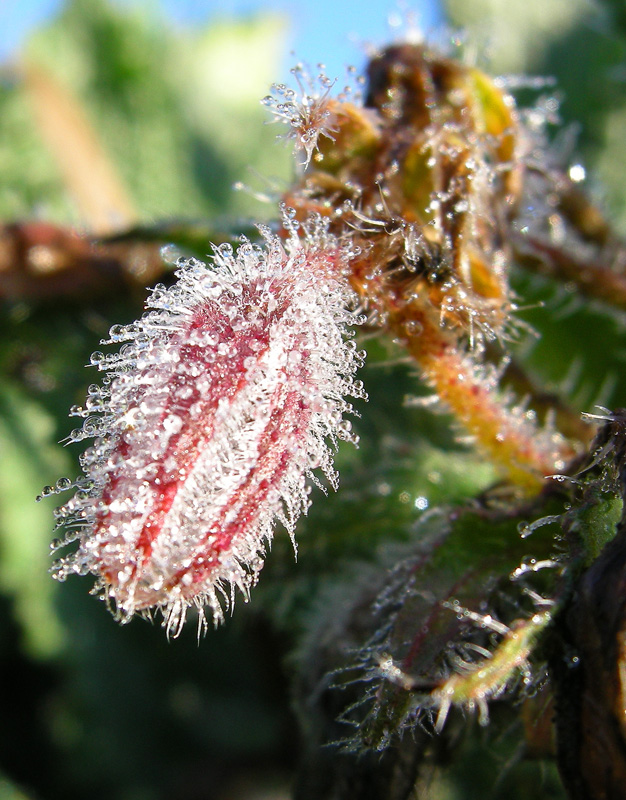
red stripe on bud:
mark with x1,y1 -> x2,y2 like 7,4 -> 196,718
49,228 -> 365,634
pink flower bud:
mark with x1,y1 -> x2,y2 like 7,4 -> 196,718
49,227 -> 366,634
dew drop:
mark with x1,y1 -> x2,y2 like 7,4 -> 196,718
403,320 -> 423,336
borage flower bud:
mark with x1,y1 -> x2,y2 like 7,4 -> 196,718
50,226 -> 366,635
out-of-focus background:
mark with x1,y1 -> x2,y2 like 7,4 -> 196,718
0,1 -> 625,798
0,0 -> 444,83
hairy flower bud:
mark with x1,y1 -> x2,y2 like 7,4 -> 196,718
49,227 -> 365,634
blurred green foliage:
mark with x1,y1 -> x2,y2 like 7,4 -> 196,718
1,0 -> 289,224
0,1 -> 625,798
